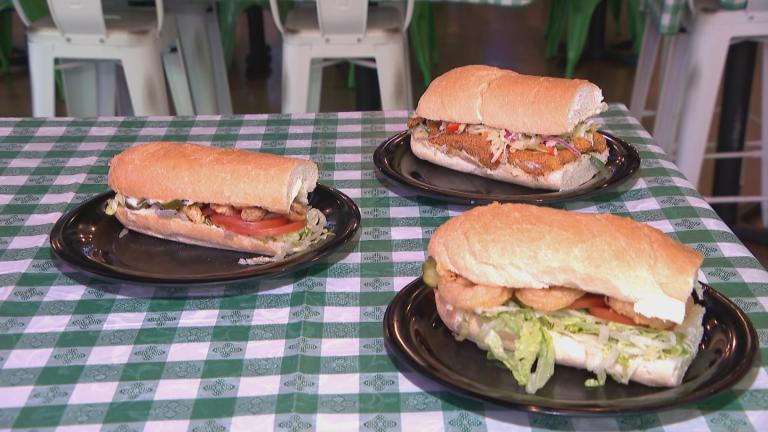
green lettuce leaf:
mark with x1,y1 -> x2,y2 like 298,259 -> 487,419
482,310 -> 555,394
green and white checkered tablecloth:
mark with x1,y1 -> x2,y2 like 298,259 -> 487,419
0,104 -> 765,431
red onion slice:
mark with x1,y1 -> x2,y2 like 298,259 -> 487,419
543,136 -> 580,157
503,129 -> 519,142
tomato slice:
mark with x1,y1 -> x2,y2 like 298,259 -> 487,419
446,122 -> 460,132
567,294 -> 606,310
210,213 -> 305,237
588,307 -> 635,326
250,220 -> 306,237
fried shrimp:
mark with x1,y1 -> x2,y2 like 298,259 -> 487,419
182,205 -> 204,224
211,204 -> 237,216
241,207 -> 267,221
437,270 -> 513,310
515,286 -> 586,312
606,297 -> 676,330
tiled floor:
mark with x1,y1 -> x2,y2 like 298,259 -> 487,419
1,1 -> 765,265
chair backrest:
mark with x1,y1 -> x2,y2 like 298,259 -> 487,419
269,0 -> 414,38
48,0 -> 107,36
316,0 -> 367,41
13,0 -> 165,36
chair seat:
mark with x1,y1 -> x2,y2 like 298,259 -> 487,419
28,9 -> 159,45
284,4 -> 403,36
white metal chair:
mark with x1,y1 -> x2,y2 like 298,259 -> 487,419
269,0 -> 414,113
629,1 -> 767,221
166,0 -> 233,115
13,0 -> 193,116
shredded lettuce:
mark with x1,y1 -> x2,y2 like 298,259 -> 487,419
472,301 -> 694,392
481,308 -> 555,394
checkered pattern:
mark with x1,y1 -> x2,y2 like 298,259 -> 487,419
0,105 -> 766,431
642,0 -> 749,34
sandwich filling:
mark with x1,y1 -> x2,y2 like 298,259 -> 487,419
105,193 -> 328,257
423,257 -> 703,393
407,117 -> 609,176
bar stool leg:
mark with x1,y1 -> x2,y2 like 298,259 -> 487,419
308,60 -> 322,113
205,7 -> 233,114
28,41 -> 56,117
120,45 -> 170,116
674,16 -> 731,187
653,32 -> 689,155
175,6 -> 220,115
375,39 -> 408,110
761,42 -> 768,226
281,43 -> 312,113
629,18 -> 660,120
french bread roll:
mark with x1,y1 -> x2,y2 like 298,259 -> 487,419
108,142 -> 318,214
115,207 -> 285,255
428,203 -> 704,324
415,65 -> 605,136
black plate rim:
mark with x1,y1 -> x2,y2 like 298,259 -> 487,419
383,278 -> 758,416
373,130 -> 641,205
49,184 -> 361,286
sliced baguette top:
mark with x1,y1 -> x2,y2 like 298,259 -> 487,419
108,142 -> 318,214
415,65 -> 605,135
428,203 -> 704,323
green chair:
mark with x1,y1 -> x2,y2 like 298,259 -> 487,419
3,1 -> 52,80
545,0 -> 644,78
409,1 -> 437,89
1,0 -> 11,75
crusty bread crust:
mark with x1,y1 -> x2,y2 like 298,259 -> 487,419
428,203 -> 704,323
115,207 -> 286,256
410,133 -> 608,191
434,291 -> 704,387
415,65 -> 604,135
108,142 -> 318,214
415,65 -> 512,126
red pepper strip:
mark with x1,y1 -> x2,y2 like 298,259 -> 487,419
446,123 -> 460,133
539,144 -> 555,155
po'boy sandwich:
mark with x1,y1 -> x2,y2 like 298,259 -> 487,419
106,142 -> 326,258
408,65 -> 609,191
422,203 -> 705,393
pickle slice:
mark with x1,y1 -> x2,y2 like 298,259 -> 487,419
422,256 -> 438,288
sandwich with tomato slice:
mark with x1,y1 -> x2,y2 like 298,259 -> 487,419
105,142 -> 326,258
408,65 -> 609,191
421,203 -> 706,394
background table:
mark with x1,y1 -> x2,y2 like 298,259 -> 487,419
0,105 -> 766,430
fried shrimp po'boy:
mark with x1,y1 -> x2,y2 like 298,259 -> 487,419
106,142 -> 327,258
422,203 -> 705,393
408,65 -> 609,191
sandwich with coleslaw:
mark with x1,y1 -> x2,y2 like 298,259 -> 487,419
408,65 -> 609,191
422,203 -> 706,394
105,142 -> 327,260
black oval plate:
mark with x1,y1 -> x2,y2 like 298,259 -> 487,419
373,130 -> 641,205
384,279 -> 758,416
50,185 -> 361,285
